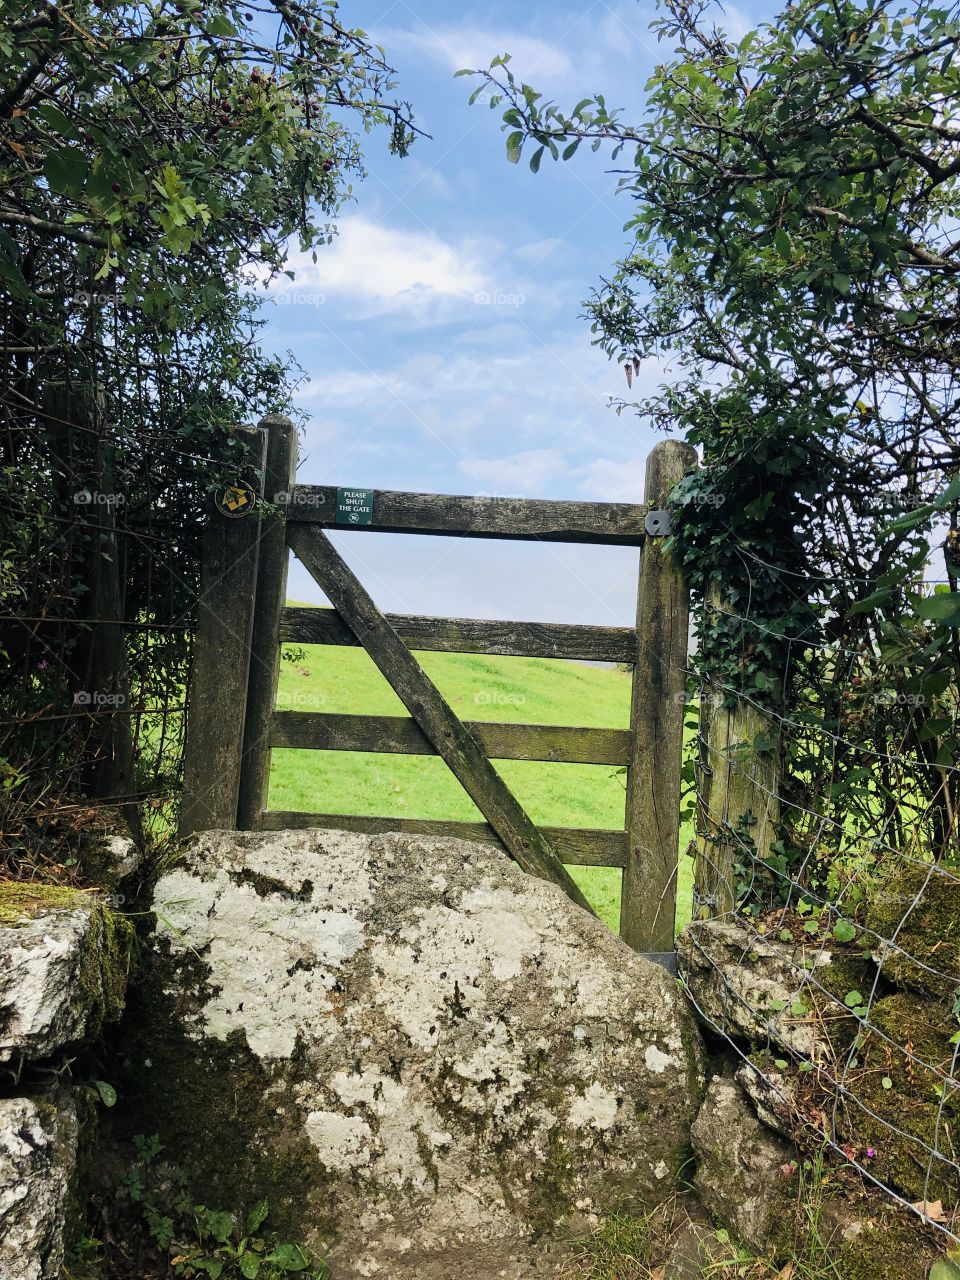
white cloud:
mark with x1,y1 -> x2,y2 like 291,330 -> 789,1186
382,25 -> 574,80
576,456 -> 651,502
458,448 -> 568,496
266,216 -> 492,316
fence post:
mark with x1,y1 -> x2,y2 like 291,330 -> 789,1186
621,439 -> 697,952
45,382 -> 140,837
693,590 -> 782,918
236,415 -> 298,829
179,425 -> 266,837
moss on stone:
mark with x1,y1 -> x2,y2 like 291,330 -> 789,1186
0,881 -> 93,924
841,992 -> 959,1205
866,861 -> 960,1001
0,881 -> 133,1039
832,1218 -> 940,1279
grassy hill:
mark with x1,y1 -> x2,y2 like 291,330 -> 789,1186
270,607 -> 695,935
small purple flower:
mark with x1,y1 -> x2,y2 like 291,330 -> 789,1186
865,1148 -> 876,1159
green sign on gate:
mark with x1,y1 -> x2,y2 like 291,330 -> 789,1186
336,487 -> 374,526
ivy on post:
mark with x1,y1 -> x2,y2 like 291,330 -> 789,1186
621,439 -> 697,953
179,425 -> 267,837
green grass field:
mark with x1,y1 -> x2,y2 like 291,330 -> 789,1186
269,610 -> 694,935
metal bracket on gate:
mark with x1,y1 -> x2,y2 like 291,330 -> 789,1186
644,508 -> 672,537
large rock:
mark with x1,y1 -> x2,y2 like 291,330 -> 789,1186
678,918 -> 846,1060
125,828 -> 706,1280
691,1075 -> 798,1253
0,884 -> 133,1064
0,1089 -> 89,1280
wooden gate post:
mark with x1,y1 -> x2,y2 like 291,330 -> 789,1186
237,415 -> 298,828
693,590 -> 782,918
179,425 -> 267,837
621,439 -> 697,952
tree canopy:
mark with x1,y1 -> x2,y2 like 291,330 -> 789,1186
0,2 -> 415,834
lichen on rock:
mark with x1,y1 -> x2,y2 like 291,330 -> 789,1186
691,1074 -> 798,1252
677,917 -> 844,1060
0,1087 -> 93,1280
122,827 -> 706,1280
0,883 -> 133,1064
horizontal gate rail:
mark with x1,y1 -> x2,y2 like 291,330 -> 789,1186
285,484 -> 649,544
255,810 -> 628,867
280,606 -> 636,664
270,711 -> 630,766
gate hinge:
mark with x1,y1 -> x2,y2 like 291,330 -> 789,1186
644,508 -> 672,537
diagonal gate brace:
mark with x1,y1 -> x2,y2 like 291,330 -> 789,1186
287,525 -> 597,918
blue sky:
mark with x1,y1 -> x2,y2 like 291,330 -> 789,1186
260,0 -> 765,624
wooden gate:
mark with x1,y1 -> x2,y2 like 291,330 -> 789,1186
181,415 -> 695,951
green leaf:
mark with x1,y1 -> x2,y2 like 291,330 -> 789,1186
43,146 -> 89,194
36,104 -> 76,138
240,1254 -> 262,1279
246,1199 -> 269,1234
881,1076 -> 894,1090
529,145 -> 545,173
505,131 -> 523,163
264,1243 -> 311,1271
832,920 -> 857,943
929,1261 -> 960,1280
93,1080 -> 117,1108
206,1210 -> 234,1243
847,588 -> 892,616
916,593 -> 960,626
844,990 -> 864,1008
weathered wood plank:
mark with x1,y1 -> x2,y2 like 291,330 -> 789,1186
693,607 -> 781,920
285,485 -> 649,545
271,711 -> 631,765
254,810 -> 628,867
237,415 -> 298,829
180,427 -> 267,837
280,606 -> 636,663
287,523 -> 598,916
620,440 -> 697,952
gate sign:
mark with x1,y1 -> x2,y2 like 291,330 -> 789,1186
336,487 -> 374,526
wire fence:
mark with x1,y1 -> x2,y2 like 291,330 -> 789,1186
0,289 -> 258,873
683,609 -> 960,1245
